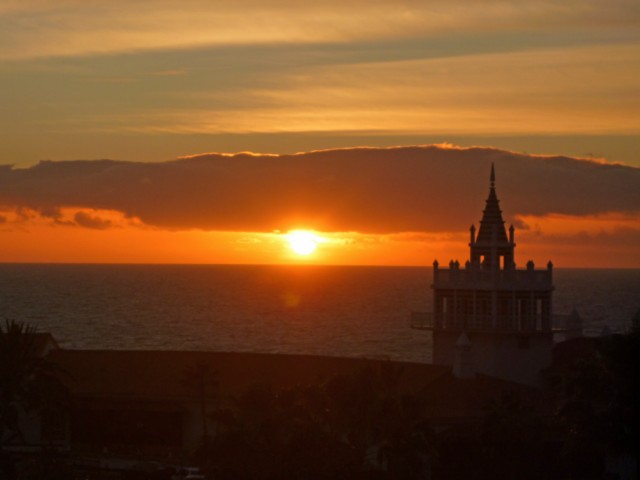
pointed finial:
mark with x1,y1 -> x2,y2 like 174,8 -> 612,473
490,162 -> 495,187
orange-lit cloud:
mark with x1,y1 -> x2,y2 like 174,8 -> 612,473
511,212 -> 640,262
0,207 -> 140,230
514,212 -> 639,236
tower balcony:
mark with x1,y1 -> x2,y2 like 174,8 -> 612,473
410,311 -> 580,335
433,267 -> 552,291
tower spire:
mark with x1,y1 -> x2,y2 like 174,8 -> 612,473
490,162 -> 495,188
474,163 -> 508,247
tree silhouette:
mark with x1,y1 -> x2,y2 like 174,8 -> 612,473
181,361 -> 218,443
201,362 -> 439,479
0,320 -> 70,480
0,319 -> 66,446
557,321 -> 640,479
206,382 -> 362,480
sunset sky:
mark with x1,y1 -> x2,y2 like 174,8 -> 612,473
1,1 -> 639,267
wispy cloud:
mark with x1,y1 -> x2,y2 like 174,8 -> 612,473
44,43 -> 638,137
1,1 -> 639,168
1,0 -> 638,60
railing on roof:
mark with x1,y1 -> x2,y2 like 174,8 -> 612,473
433,268 -> 552,290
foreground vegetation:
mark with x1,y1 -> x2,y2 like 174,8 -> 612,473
197,319 -> 639,480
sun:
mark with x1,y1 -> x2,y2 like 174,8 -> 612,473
287,230 -> 319,256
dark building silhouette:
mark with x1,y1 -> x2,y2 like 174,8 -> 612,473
413,164 -> 558,385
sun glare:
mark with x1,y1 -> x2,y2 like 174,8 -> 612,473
287,230 -> 319,256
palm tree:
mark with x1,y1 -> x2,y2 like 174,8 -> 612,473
0,319 -> 65,446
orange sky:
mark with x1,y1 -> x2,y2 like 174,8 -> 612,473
1,2 -> 639,267
1,214 -> 637,268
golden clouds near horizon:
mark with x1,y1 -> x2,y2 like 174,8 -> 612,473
0,217 -> 637,267
0,199 -> 638,268
514,212 -> 640,240
0,207 -> 140,230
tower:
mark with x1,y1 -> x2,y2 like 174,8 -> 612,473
429,164 -> 554,385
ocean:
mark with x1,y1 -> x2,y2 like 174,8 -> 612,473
0,264 -> 638,363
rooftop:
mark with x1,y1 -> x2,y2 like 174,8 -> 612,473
47,348 -> 543,421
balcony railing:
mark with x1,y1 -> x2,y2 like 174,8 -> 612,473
410,311 -> 574,334
433,268 -> 552,290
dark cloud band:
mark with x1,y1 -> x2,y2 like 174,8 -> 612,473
1,145 -> 638,233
